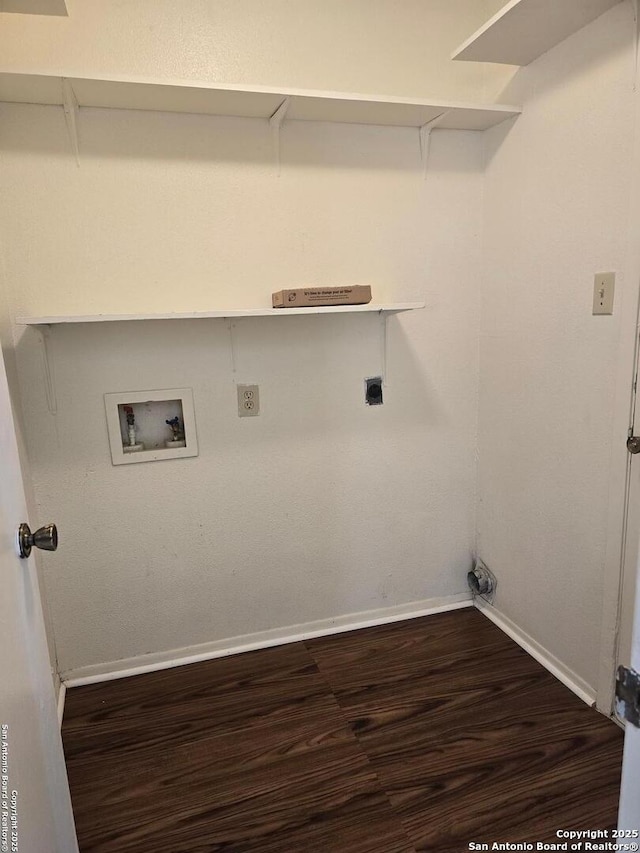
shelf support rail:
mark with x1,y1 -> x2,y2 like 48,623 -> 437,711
62,77 -> 80,167
269,97 -> 290,176
419,111 -> 449,180
36,324 -> 58,415
379,311 -> 388,386
227,319 -> 238,374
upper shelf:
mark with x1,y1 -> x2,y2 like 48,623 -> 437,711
2,0 -> 67,15
16,303 -> 426,326
0,72 -> 521,131
452,0 -> 622,66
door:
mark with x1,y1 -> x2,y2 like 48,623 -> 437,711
616,344 -> 640,678
618,522 -> 640,827
0,346 -> 78,851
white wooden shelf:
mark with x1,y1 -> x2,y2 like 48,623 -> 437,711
2,0 -> 67,14
452,0 -> 622,66
16,302 -> 425,326
0,72 -> 521,131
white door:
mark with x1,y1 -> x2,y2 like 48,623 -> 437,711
616,362 -> 640,678
0,347 -> 78,852
618,522 -> 640,827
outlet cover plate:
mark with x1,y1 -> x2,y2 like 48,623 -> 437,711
237,384 -> 260,417
365,377 -> 383,406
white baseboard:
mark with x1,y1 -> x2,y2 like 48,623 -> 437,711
60,594 -> 597,709
474,598 -> 596,707
62,593 -> 472,687
57,682 -> 66,728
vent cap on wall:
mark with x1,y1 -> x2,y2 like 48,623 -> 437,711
467,559 -> 496,604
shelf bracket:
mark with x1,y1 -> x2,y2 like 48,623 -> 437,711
419,111 -> 449,180
35,324 -> 58,415
227,319 -> 238,374
633,0 -> 640,91
269,97 -> 290,176
62,77 -> 80,166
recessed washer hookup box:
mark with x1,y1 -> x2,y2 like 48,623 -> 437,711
272,286 -> 372,308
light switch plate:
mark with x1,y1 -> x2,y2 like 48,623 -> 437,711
593,272 -> 615,315
237,384 -> 259,417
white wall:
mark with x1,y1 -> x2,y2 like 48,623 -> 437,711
0,0 -> 512,102
478,2 -> 636,690
0,102 -> 483,673
0,0 -> 506,675
4,0 -> 634,698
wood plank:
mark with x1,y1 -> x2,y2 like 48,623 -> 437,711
306,609 -> 622,851
0,72 -> 521,131
452,0 -> 622,66
63,642 -> 414,852
0,0 -> 67,15
63,642 -> 336,759
16,303 -> 425,325
68,740 -> 415,853
63,609 -> 622,852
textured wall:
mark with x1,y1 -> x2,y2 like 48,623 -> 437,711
1,104 -> 483,672
478,2 -> 635,689
3,0 -> 633,694
0,0 -> 512,102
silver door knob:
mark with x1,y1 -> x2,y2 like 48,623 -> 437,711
628,436 -> 640,455
17,523 -> 58,559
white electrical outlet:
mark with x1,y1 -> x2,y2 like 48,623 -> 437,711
237,384 -> 260,417
593,272 -> 615,315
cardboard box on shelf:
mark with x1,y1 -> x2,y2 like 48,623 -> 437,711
272,286 -> 372,308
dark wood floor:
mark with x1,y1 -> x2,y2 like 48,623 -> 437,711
62,608 -> 623,852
